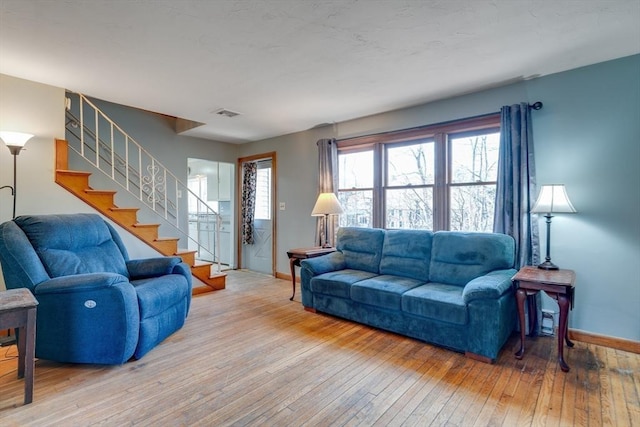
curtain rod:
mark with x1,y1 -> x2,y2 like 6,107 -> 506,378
529,101 -> 543,110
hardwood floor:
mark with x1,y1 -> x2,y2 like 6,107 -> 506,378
1,271 -> 638,426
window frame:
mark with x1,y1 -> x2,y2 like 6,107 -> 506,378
337,113 -> 500,231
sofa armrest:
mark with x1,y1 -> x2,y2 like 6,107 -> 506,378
34,272 -> 130,295
462,269 -> 517,303
300,252 -> 346,276
126,257 -> 182,279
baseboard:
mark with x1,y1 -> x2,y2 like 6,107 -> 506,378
569,328 -> 640,354
275,272 -> 292,282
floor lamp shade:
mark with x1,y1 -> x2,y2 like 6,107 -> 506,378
312,193 -> 344,248
1,131 -> 34,218
0,131 -> 33,155
531,185 -> 577,270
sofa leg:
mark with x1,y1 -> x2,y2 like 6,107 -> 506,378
304,307 -> 317,313
465,351 -> 494,364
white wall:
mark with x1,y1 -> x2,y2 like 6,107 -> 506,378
0,74 -> 161,290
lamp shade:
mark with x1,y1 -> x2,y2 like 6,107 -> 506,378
531,185 -> 577,214
0,131 -> 34,148
311,192 -> 344,216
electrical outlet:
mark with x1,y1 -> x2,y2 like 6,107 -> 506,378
541,309 -> 556,336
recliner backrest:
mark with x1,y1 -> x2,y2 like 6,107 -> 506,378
14,214 -> 129,279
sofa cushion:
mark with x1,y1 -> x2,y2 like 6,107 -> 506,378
15,214 -> 129,279
351,275 -> 425,310
336,227 -> 385,274
429,231 -> 515,287
311,269 -> 378,298
402,283 -> 468,325
379,229 -> 433,281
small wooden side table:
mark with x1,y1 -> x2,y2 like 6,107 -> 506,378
0,288 -> 38,404
512,266 -> 575,372
287,247 -> 336,301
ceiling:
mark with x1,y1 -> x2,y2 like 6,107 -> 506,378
1,1 -> 639,144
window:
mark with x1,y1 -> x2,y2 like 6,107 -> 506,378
337,114 -> 500,232
337,149 -> 373,228
254,164 -> 271,220
449,132 -> 499,232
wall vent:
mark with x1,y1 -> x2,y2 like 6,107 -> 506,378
213,108 -> 241,118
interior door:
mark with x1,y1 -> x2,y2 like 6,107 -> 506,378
242,159 -> 273,274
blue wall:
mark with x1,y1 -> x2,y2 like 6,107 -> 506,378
241,54 -> 640,341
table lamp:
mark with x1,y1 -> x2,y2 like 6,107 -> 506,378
531,184 -> 576,270
311,192 -> 343,248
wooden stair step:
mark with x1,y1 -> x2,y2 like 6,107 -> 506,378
83,189 -> 117,209
152,237 -> 179,255
191,264 -> 226,294
132,223 -> 161,240
108,207 -> 140,224
175,250 -> 196,266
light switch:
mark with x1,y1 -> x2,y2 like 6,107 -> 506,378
279,202 -> 286,210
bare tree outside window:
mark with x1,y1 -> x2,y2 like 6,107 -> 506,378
450,133 -> 499,232
338,150 -> 373,227
385,141 -> 434,229
336,114 -> 500,232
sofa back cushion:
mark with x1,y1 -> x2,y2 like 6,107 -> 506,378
15,214 -> 129,279
379,229 -> 433,281
429,231 -> 515,286
336,227 -> 385,274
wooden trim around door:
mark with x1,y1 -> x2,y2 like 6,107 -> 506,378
237,152 -> 277,276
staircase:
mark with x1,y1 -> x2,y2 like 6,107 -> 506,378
55,138 -> 226,295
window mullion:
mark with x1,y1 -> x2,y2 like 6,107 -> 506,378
373,142 -> 384,228
433,133 -> 448,231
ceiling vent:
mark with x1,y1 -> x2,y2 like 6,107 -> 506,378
213,108 -> 241,118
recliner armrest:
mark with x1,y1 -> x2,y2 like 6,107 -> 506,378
462,269 -> 516,303
126,257 -> 182,279
34,272 -> 130,295
300,252 -> 346,276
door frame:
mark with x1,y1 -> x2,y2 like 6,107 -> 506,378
236,152 -> 277,276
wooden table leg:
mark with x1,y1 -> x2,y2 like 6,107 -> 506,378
289,257 -> 298,301
515,288 -> 527,359
557,293 -> 571,372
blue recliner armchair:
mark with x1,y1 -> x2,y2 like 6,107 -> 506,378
0,213 -> 192,364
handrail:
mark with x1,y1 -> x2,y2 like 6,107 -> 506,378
65,92 -> 222,272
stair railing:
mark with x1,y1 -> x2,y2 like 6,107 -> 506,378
64,92 -> 222,272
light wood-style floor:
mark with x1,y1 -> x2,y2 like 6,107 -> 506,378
1,270 -> 638,426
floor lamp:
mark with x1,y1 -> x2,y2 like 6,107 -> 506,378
531,184 -> 577,270
311,192 -> 344,248
0,131 -> 34,219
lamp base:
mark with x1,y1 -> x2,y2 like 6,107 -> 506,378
537,260 -> 559,270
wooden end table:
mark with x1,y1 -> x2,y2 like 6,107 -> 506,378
0,288 -> 38,404
287,247 -> 336,301
512,266 -> 576,372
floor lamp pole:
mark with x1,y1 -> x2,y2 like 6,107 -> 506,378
12,152 -> 17,219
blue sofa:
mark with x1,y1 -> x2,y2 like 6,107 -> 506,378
301,227 -> 517,362
0,213 -> 192,364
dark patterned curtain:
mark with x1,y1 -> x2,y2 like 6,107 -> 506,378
316,138 -> 338,246
241,162 -> 257,245
493,103 -> 540,268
